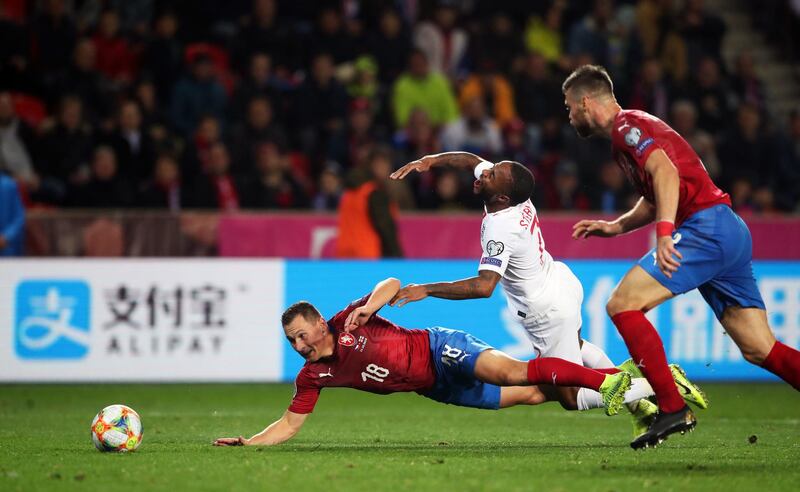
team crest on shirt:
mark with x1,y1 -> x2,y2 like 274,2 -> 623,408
486,240 -> 504,256
339,332 -> 355,346
624,127 -> 642,146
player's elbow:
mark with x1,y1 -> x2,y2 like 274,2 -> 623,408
385,277 -> 401,289
477,282 -> 495,298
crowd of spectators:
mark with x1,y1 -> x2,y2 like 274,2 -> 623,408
1,0 -> 799,215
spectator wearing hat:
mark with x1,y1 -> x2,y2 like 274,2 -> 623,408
171,53 -> 227,136
346,56 -> 381,111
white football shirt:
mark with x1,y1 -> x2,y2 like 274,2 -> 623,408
478,198 -> 555,318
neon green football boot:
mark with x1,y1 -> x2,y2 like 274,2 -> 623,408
670,364 -> 709,409
616,358 -> 644,378
629,399 -> 659,438
599,371 -> 632,416
618,359 -> 709,409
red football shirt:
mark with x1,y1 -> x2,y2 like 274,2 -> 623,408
288,296 -> 435,414
611,109 -> 731,226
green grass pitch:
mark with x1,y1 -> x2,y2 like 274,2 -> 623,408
1,383 -> 798,491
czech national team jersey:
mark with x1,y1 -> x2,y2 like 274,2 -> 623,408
288,296 -> 435,414
611,109 -> 731,226
478,198 -> 556,317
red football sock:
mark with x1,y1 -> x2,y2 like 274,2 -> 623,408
593,368 -> 622,375
527,358 -> 606,390
611,310 -> 684,413
762,341 -> 800,391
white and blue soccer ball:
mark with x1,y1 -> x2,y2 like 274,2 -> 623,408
91,404 -> 143,452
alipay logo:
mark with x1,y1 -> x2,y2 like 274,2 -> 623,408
15,280 -> 91,359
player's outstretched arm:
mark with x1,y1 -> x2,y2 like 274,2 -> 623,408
345,278 -> 401,331
572,197 -> 655,240
390,270 -> 501,307
214,410 -> 308,447
390,151 -> 485,180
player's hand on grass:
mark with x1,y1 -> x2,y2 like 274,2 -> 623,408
389,284 -> 428,307
571,219 -> 622,239
344,306 -> 374,332
390,158 -> 432,180
213,436 -> 248,446
655,235 -> 682,279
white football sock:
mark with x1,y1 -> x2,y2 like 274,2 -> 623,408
580,339 -> 615,369
576,378 -> 655,410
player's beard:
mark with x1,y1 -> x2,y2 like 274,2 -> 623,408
574,121 -> 593,138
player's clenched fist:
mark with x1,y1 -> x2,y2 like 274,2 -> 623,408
571,219 -> 622,239
389,284 -> 428,307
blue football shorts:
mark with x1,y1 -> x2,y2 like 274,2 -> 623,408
421,327 -> 501,410
638,204 -> 766,320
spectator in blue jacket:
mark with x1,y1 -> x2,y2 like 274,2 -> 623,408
0,170 -> 25,256
171,54 -> 227,136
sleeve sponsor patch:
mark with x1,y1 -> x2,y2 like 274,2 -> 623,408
480,257 -> 502,267
635,137 -> 654,156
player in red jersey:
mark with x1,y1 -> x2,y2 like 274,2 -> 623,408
214,277 -> 649,447
562,64 -> 800,449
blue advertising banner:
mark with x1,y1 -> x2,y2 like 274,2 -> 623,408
283,260 -> 800,382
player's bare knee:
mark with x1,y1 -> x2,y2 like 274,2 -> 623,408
741,347 -> 768,366
605,294 -> 630,317
497,366 -> 522,386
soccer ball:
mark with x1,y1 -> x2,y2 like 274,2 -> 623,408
91,404 -> 143,452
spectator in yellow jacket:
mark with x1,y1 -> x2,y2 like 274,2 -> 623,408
392,49 -> 459,128
459,60 -> 516,127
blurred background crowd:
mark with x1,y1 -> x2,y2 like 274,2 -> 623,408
1,0 -> 800,216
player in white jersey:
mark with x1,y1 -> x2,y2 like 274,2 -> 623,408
389,152 -> 707,432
